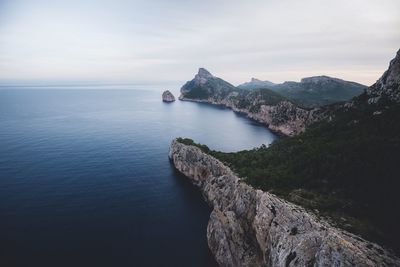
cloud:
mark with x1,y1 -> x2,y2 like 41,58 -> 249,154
0,0 -> 399,85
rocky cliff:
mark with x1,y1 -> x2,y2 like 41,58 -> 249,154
169,139 -> 400,267
365,49 -> 400,105
179,69 -> 325,136
162,90 -> 176,102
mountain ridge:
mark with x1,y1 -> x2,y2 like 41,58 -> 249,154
237,75 -> 367,107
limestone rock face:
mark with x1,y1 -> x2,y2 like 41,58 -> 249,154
162,90 -> 175,102
179,94 -> 321,136
366,49 -> 400,104
168,139 -> 400,267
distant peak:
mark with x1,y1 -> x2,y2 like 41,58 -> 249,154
198,68 -> 213,78
251,78 -> 262,82
300,76 -> 338,83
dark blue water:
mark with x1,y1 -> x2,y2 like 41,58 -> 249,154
0,88 -> 276,267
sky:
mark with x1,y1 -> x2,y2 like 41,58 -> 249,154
0,0 -> 399,86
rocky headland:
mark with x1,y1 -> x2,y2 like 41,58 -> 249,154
171,49 -> 400,265
169,139 -> 400,267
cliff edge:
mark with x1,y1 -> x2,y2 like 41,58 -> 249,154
169,139 -> 400,267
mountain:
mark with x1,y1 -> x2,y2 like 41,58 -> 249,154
238,75 -> 367,107
272,76 -> 367,107
180,68 -> 236,100
237,78 -> 275,90
180,68 -> 326,136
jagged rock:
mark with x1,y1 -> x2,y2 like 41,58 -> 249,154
366,49 -> 400,104
162,90 -> 175,102
169,139 -> 400,267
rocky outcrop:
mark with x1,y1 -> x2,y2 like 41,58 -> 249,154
365,49 -> 400,105
169,139 -> 400,267
162,90 -> 175,102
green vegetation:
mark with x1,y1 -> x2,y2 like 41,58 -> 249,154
176,137 -> 211,153
182,77 -> 236,100
177,103 -> 400,253
183,83 -> 212,99
231,88 -> 292,112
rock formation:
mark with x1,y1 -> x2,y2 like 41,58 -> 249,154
179,68 -> 324,136
169,139 -> 400,267
162,90 -> 175,102
365,49 -> 400,104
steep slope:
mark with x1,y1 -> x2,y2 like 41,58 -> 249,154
364,49 -> 400,104
205,49 -> 400,253
179,69 -> 324,136
169,139 -> 400,266
180,68 -> 236,100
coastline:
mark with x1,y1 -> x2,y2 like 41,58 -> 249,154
179,95 -> 326,137
169,139 -> 400,266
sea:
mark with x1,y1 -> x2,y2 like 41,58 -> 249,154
0,86 -> 276,267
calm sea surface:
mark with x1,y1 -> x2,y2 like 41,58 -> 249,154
0,87 -> 276,267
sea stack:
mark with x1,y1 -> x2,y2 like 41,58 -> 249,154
162,90 -> 175,102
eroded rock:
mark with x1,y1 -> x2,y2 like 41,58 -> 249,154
162,90 -> 175,102
168,139 -> 400,267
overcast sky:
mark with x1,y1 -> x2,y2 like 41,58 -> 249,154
0,0 -> 399,86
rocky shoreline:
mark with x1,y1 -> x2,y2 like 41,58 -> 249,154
179,96 -> 329,136
178,68 -> 333,136
169,139 -> 400,267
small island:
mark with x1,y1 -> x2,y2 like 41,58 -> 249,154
162,90 -> 175,102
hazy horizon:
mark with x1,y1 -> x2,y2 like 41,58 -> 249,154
1,0 -> 399,86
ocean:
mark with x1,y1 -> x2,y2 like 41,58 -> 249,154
0,87 -> 276,267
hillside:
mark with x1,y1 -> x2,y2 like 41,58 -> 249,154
179,49 -> 400,253
238,75 -> 367,107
